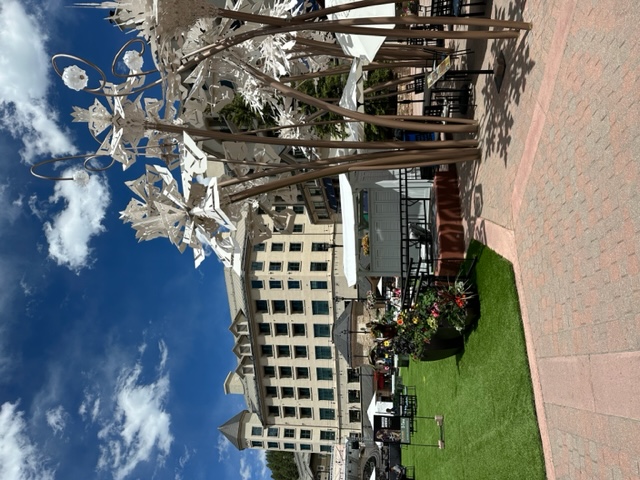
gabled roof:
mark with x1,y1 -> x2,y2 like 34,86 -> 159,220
218,410 -> 250,451
332,302 -> 355,366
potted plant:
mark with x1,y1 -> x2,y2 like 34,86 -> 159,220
389,280 -> 478,359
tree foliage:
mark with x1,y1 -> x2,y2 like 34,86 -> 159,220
266,450 -> 299,480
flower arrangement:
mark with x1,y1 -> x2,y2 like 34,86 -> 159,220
386,281 -> 475,358
397,0 -> 419,16
361,233 -> 370,255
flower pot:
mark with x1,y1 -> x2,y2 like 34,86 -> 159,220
437,298 -> 480,337
416,336 -> 464,361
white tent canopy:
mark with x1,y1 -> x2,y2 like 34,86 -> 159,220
334,58 -> 365,287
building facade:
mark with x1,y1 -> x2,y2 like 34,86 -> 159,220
218,204 -> 367,457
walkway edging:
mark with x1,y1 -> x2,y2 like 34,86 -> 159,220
473,217 -> 555,480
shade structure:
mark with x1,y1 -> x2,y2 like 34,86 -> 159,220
369,467 -> 376,480
340,174 -> 357,287
366,395 -> 394,428
326,0 -> 395,62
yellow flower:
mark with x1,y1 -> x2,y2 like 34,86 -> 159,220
383,340 -> 390,347
413,317 -> 419,324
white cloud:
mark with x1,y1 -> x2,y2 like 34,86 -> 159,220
0,401 -> 55,480
80,391 -> 102,424
45,405 -> 67,436
0,184 -> 23,226
178,445 -> 193,468
216,435 -> 231,462
239,457 -> 252,480
158,340 -> 168,372
43,168 -> 111,272
0,0 -> 76,163
97,346 -> 173,480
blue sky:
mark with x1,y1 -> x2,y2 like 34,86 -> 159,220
0,1 -> 268,479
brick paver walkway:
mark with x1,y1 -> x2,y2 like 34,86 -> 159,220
456,1 -> 640,478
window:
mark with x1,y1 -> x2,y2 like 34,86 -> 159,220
287,262 -> 301,272
300,444 -> 312,451
290,300 -> 304,314
293,205 -> 304,214
284,443 -> 295,450
294,346 -> 307,358
251,441 -> 263,447
293,224 -> 303,233
271,243 -> 284,252
268,406 -> 279,417
254,243 -> 265,252
312,242 -> 329,252
277,345 -> 291,357
310,262 -> 328,271
320,431 -> 336,441
255,300 -> 268,313
252,427 -> 263,436
281,387 -> 294,398
269,280 -> 282,289
318,388 -> 334,401
320,408 -> 336,420
258,323 -> 271,335
349,410 -> 361,423
251,280 -> 264,289
269,262 -> 282,271
289,242 -> 302,252
312,301 -> 330,315
347,369 -> 360,383
275,323 -> 288,335
267,442 -> 279,449
272,300 -> 286,313
300,430 -> 312,439
320,445 -> 332,452
296,367 -> 309,379
292,324 -> 306,336
251,261 -> 264,271
298,387 -> 311,399
265,386 -> 277,397
316,368 -> 333,381
287,280 -> 301,289
267,427 -> 278,437
315,346 -> 332,360
261,345 -> 273,357
279,366 -> 292,378
284,406 -> 296,417
264,366 -> 275,377
348,390 -> 361,403
313,324 -> 330,337
310,280 -> 328,289
284,429 -> 295,438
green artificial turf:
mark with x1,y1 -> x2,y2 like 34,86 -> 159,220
399,241 -> 545,480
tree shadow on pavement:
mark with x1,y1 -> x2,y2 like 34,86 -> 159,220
480,0 -> 535,166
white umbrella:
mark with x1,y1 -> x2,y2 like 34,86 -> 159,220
325,0 -> 395,62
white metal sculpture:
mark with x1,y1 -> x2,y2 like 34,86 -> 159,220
30,0 -> 531,267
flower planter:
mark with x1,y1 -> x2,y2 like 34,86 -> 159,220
435,300 -> 480,339
416,336 -> 464,362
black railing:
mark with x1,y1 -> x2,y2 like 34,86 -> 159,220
399,168 -> 435,286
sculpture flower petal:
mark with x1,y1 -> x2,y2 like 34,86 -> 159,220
123,50 -> 144,73
62,65 -> 89,91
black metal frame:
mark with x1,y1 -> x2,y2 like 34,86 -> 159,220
399,167 -> 435,288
